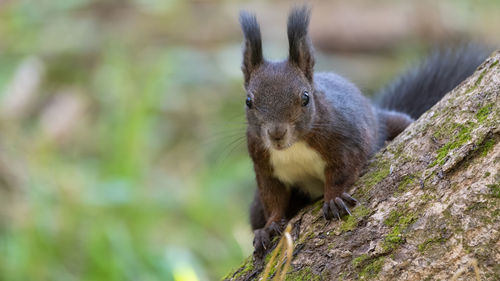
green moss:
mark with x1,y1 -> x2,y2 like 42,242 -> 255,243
354,205 -> 372,217
339,214 -> 358,232
285,267 -> 320,281
384,210 -> 401,227
359,257 -> 385,279
393,142 -> 406,156
475,69 -> 486,87
382,210 -> 417,251
311,201 -> 323,215
429,123 -> 474,167
466,201 -> 488,212
263,245 -> 282,278
420,193 -> 436,203
397,174 -> 415,192
479,138 -> 496,157
384,210 -> 416,228
363,162 -> 390,188
399,214 -> 417,228
476,103 -> 493,123
492,208 -> 500,218
417,236 -> 447,253
382,226 -> 403,251
228,256 -> 254,279
484,172 -> 491,178
339,205 -> 371,232
352,254 -> 369,267
487,183 -> 500,198
490,60 -> 499,68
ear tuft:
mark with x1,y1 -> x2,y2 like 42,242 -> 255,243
287,6 -> 315,82
239,11 -> 263,85
287,6 -> 310,46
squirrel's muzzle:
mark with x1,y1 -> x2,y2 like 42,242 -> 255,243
268,126 -> 288,142
264,123 -> 292,150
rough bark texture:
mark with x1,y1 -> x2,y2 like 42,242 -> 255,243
224,51 -> 500,281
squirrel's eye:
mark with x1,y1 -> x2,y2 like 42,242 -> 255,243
246,96 -> 253,108
301,91 -> 310,106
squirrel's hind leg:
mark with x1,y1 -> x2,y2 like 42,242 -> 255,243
285,186 -> 314,219
250,185 -> 314,231
379,109 -> 414,141
250,185 -> 313,258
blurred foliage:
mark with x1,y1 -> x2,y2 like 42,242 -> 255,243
0,1 -> 252,280
0,0 -> 499,280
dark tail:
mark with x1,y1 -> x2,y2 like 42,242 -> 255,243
375,45 -> 490,119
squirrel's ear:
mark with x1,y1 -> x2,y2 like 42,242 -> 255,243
287,6 -> 315,82
239,11 -> 263,85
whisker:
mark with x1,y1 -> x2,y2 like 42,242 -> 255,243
203,129 -> 246,145
215,135 -> 247,164
207,120 -> 248,127
204,132 -> 245,145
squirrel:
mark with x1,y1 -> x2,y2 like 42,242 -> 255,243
238,6 -> 489,257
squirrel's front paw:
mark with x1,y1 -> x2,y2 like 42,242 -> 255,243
322,192 -> 358,220
253,228 -> 270,258
253,220 -> 286,258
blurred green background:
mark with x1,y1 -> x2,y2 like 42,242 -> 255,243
0,0 -> 499,280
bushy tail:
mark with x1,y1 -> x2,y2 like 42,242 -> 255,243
375,45 -> 490,119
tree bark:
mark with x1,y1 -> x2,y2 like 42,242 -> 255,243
224,51 -> 500,281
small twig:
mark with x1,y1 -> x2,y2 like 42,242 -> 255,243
278,227 -> 294,281
260,224 -> 294,281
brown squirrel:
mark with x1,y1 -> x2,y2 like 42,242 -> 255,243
238,6 -> 488,257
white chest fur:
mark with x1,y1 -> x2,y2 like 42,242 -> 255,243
269,141 -> 326,197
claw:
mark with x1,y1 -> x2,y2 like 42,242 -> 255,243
323,202 -> 332,220
329,200 -> 341,220
269,221 -> 282,236
341,192 -> 358,205
335,197 -> 351,216
253,220 -> 288,258
253,228 -> 271,257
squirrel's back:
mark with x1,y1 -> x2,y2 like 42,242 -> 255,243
314,72 -> 382,153
376,45 -> 490,119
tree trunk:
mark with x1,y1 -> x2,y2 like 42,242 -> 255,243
224,51 -> 500,281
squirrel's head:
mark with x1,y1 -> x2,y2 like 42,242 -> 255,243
239,6 -> 316,150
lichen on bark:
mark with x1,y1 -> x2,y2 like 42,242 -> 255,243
224,51 -> 500,281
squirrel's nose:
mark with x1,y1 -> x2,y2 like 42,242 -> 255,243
268,127 -> 287,142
